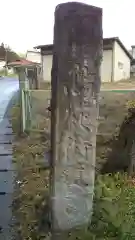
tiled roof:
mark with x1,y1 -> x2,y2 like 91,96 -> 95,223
7,59 -> 40,67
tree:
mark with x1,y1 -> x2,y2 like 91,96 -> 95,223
0,42 -> 20,62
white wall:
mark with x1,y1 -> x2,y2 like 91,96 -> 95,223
41,43 -> 131,83
42,51 -> 113,83
26,51 -> 41,64
42,55 -> 52,82
113,41 -> 130,81
101,50 -> 112,82
0,61 -> 5,70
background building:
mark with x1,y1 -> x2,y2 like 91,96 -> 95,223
130,45 -> 135,77
26,50 -> 41,64
35,37 -> 132,83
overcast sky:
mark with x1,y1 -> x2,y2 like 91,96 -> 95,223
0,0 -> 134,52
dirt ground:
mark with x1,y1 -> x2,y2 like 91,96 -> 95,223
40,78 -> 135,91
101,78 -> 135,90
29,78 -> 135,131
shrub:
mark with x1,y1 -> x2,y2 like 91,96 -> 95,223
89,173 -> 135,239
62,173 -> 135,240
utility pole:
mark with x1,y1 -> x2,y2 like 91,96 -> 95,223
50,2 -> 102,239
4,44 -> 8,76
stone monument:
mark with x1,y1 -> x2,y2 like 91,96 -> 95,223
50,1 -> 102,238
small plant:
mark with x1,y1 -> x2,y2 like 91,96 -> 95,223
126,100 -> 135,109
89,173 -> 135,239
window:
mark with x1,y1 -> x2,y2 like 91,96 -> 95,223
118,62 -> 124,69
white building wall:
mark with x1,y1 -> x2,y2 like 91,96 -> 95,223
0,61 -> 5,70
113,41 -> 130,81
101,50 -> 112,82
26,51 -> 41,64
42,51 -> 113,83
42,55 -> 52,82
41,43 -> 131,83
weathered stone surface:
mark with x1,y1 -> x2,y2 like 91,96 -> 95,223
51,2 -> 102,231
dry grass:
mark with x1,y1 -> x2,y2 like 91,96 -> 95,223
39,81 -> 51,90
29,78 -> 135,131
101,78 -> 135,90
31,90 -> 51,101
25,90 -> 51,131
11,78 -> 135,239
35,78 -> 135,106
39,78 -> 135,91
11,104 -> 51,239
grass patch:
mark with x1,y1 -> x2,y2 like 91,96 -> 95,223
11,103 -> 51,239
0,69 -> 18,78
101,78 -> 135,90
11,91 -> 135,239
24,90 -> 51,131
13,133 -> 50,239
7,72 -> 18,78
39,81 -> 51,90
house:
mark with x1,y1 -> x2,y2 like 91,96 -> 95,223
130,46 -> 135,77
26,50 -> 41,64
102,38 -> 132,82
0,61 -> 6,70
35,37 -> 132,83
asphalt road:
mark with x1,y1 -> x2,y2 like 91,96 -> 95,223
0,77 -> 19,239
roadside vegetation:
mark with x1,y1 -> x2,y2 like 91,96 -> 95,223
0,69 -> 18,78
11,102 -> 50,239
11,88 -> 135,239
